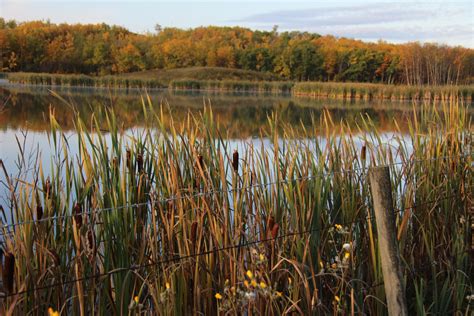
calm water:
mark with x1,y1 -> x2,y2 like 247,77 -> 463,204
0,82 -> 451,205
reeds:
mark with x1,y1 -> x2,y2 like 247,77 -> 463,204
6,72 -> 167,90
0,99 -> 471,315
293,81 -> 474,102
169,79 -> 294,94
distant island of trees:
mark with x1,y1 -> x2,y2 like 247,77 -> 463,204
1,19 -> 473,85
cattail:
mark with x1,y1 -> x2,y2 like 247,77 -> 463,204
45,179 -> 51,198
87,229 -> 95,249
271,223 -> 280,239
36,205 -> 43,220
86,229 -> 96,263
137,154 -> 144,173
3,252 -> 15,294
73,203 -> 82,229
112,157 -> 118,170
197,154 -> 204,171
232,150 -> 239,173
267,216 -> 275,233
50,250 -> 60,267
361,145 -> 366,161
191,221 -> 198,246
126,149 -> 132,169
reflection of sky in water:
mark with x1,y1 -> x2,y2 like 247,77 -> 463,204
0,126 -> 411,208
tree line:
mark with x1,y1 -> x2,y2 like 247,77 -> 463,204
1,19 -> 473,85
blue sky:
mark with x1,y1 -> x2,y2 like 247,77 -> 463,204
2,0 -> 473,47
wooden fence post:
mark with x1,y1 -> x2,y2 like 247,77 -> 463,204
369,166 -> 408,316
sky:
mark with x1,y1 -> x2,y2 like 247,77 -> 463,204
1,0 -> 473,47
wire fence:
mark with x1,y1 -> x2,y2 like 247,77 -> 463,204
0,191 -> 469,299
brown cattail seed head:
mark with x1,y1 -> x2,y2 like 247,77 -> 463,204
232,150 -> 239,173
50,250 -> 60,267
267,216 -> 275,232
36,205 -> 43,220
3,252 -> 15,294
126,149 -> 131,168
271,223 -> 280,239
136,154 -> 144,173
191,221 -> 198,246
73,203 -> 83,229
45,179 -> 51,198
87,229 -> 95,249
112,157 -> 118,169
361,145 -> 366,161
197,154 -> 204,171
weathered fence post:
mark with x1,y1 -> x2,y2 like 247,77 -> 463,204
369,166 -> 407,316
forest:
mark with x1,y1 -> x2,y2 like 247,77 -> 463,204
1,19 -> 473,85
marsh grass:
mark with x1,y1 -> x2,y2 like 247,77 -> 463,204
293,82 -> 474,102
6,72 -> 473,102
0,99 -> 472,315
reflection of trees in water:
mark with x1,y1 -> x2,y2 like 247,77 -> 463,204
0,87 -> 413,136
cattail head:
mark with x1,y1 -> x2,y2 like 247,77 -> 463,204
2,252 -> 15,294
271,223 -> 280,239
191,221 -> 198,246
73,203 -> 83,229
232,150 -> 239,173
361,145 -> 366,161
112,157 -> 119,169
50,250 -> 60,267
45,178 -> 51,198
137,154 -> 144,173
36,205 -> 43,220
267,216 -> 275,232
126,149 -> 132,168
197,154 -> 204,171
86,229 -> 96,263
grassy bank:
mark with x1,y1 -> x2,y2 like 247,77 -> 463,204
293,81 -> 474,101
0,100 -> 471,315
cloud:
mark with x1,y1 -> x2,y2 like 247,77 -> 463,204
235,2 -> 473,47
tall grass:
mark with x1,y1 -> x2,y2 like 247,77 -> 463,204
0,100 -> 472,315
7,72 -> 473,102
169,79 -> 294,94
293,82 -> 474,102
6,72 -> 167,90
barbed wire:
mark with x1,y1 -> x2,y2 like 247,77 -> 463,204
0,192 -> 467,298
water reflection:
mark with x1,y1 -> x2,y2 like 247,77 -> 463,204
0,84 -> 416,136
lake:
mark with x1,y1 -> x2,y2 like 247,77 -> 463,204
0,82 -> 467,206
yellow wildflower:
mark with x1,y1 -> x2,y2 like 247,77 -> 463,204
344,252 -> 350,259
335,224 -> 343,230
244,280 -> 250,288
251,279 -> 257,287
259,253 -> 265,261
215,293 -> 223,300
48,308 -> 60,316
246,270 -> 253,279
334,295 -> 340,303
260,281 -> 267,289
276,291 -> 283,297
134,296 -> 139,303
165,282 -> 170,289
